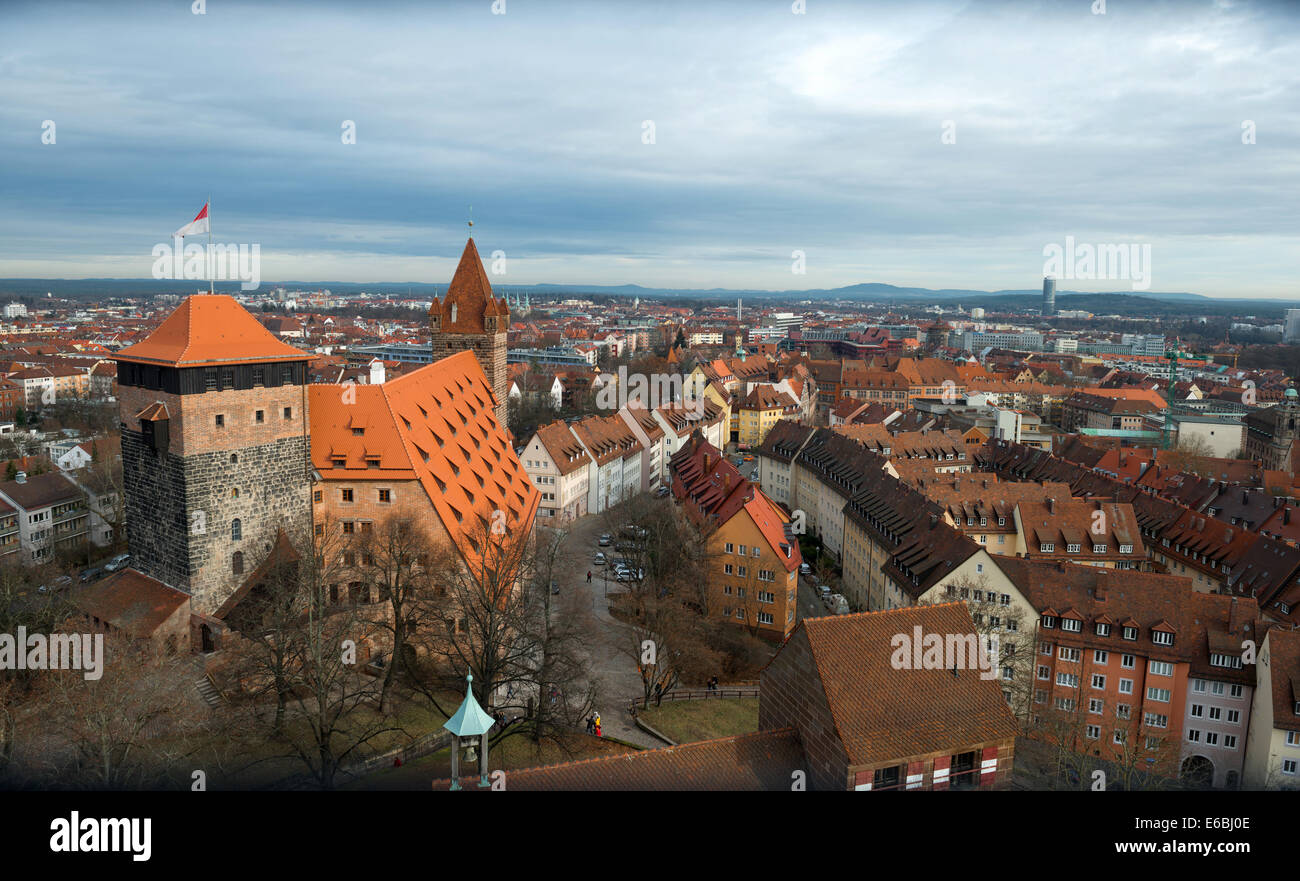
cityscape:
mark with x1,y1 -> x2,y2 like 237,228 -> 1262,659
2,0 -> 1298,861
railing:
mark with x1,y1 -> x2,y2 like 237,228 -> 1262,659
633,683 -> 759,708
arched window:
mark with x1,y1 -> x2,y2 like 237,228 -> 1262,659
231,518 -> 242,541
232,551 -> 244,575
231,488 -> 239,498
230,453 -> 238,464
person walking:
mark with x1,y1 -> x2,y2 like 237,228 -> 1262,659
587,570 -> 592,583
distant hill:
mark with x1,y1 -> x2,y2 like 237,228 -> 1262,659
0,277 -> 1291,318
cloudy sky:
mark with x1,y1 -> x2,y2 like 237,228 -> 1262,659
1,0 -> 1298,297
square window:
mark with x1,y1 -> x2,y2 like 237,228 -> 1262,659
215,414 -> 225,427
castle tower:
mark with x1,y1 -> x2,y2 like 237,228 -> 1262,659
429,237 -> 510,427
112,296 -> 314,617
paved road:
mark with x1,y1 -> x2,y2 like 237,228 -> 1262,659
551,513 -> 660,748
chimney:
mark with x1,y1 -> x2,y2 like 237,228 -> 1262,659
1286,508 -> 1292,526
1046,497 -> 1055,513
368,359 -> 385,386
14,471 -> 25,484
1243,491 -> 1250,505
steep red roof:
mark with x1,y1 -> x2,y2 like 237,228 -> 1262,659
309,349 -> 539,565
428,238 -> 509,334
113,295 -> 311,367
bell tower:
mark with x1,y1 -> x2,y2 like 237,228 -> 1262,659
428,237 -> 510,428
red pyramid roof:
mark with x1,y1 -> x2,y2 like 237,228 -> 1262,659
113,295 -> 311,367
430,238 -> 508,333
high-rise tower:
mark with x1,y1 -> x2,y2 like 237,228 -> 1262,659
1042,277 -> 1057,317
429,238 -> 511,428
112,296 -> 314,617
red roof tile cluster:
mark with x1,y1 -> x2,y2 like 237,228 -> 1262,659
310,350 -> 539,564
113,295 -> 312,367
796,603 -> 1018,767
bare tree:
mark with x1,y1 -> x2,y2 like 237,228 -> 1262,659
40,633 -> 202,789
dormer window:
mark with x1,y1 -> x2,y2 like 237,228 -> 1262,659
1119,544 -> 1133,554
1040,543 -> 1054,553
1062,618 -> 1082,633
1067,543 -> 1080,553
1122,626 -> 1138,641
1095,622 -> 1111,636
1151,630 -> 1173,646
1041,615 -> 1057,629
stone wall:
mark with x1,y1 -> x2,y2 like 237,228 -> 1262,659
122,428 -> 311,616
759,628 -> 850,791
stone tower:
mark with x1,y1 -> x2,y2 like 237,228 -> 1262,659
429,237 -> 510,428
112,295 -> 314,618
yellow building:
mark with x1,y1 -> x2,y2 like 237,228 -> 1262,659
670,433 -> 802,640
735,385 -> 799,449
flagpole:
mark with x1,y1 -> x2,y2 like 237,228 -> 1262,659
207,194 -> 214,295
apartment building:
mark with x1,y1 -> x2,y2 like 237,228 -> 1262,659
618,403 -> 668,490
755,420 -> 815,509
1244,627 -> 1300,789
521,421 -> 591,523
670,433 -> 801,640
0,471 -> 89,564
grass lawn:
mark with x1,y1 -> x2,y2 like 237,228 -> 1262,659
638,698 -> 758,744
353,729 -> 640,790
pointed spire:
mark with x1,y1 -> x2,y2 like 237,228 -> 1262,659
443,673 -> 495,737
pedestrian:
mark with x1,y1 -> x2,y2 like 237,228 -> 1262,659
585,715 -> 594,734
595,721 -> 602,738
587,570 -> 592,583
550,685 -> 558,706
653,681 -> 663,706
628,701 -> 637,720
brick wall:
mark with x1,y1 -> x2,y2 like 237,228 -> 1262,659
430,332 -> 507,428
759,628 -> 851,790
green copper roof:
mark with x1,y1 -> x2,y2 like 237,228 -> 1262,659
443,673 -> 495,737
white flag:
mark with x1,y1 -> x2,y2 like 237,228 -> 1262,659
174,202 -> 210,238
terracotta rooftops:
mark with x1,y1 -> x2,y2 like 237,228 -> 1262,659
796,603 -> 1018,767
72,569 -> 190,639
113,295 -> 312,367
428,238 -> 509,334
533,421 -> 592,476
309,349 -> 538,564
434,728 -> 805,791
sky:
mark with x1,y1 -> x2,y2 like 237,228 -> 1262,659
1,0 -> 1298,298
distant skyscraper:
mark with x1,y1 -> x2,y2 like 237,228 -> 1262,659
1042,277 -> 1056,317
1285,309 -> 1300,343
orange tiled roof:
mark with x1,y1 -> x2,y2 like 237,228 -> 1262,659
113,295 -> 312,367
309,349 -> 539,565
428,238 -> 509,334
795,603 -> 1018,767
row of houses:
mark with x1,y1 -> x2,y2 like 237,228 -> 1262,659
751,424 -> 1300,788
521,399 -> 728,522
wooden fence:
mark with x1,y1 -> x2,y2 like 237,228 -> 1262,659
632,684 -> 759,708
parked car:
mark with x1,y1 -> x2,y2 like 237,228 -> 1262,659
78,567 -> 104,584
655,485 -> 670,497
799,562 -> 812,576
616,567 -> 644,583
597,533 -> 612,547
742,455 -> 754,462
593,552 -> 607,566
749,470 -> 759,480
38,575 -> 73,594
104,553 -> 131,572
